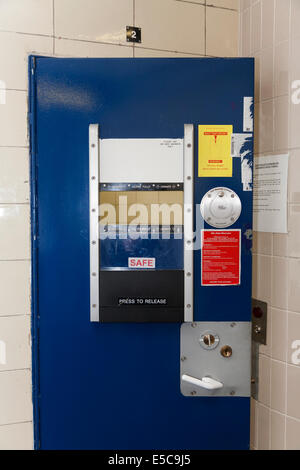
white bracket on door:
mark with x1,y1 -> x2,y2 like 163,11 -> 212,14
89,124 -> 100,322
183,124 -> 194,322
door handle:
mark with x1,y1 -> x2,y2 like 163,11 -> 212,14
181,374 -> 223,390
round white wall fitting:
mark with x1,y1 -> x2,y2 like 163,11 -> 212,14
200,187 -> 241,228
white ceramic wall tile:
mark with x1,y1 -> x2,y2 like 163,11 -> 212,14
0,370 -> 32,425
0,422 -> 33,450
288,259 -> 300,313
274,95 -> 289,151
0,0 -> 53,36
0,205 -> 30,260
286,416 -> 300,450
252,254 -> 272,303
258,100 -> 274,153
288,150 -> 300,204
261,0 -> 274,50
254,52 -> 261,102
206,0 -> 239,9
271,257 -> 288,310
55,38 -> 133,58
288,205 -> 300,258
271,308 -> 287,362
270,411 -> 285,450
0,316 -> 31,371
55,0 -> 133,46
241,8 -> 251,56
251,1 -> 262,54
0,90 -> 27,147
275,0 -> 291,44
257,403 -> 270,450
206,8 -> 238,57
287,364 -> 300,420
260,47 -> 273,101
0,147 -> 29,203
0,261 -> 30,316
258,355 -> 271,406
290,38 -> 300,85
0,32 -> 53,91
287,311 -> 300,367
290,87 -> 300,150
270,360 -> 287,413
291,0 -> 300,40
135,0 -> 205,54
274,41 -> 289,97
134,48 -> 205,58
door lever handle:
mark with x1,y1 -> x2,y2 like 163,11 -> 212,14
181,374 -> 223,390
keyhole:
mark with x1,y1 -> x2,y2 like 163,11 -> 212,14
203,334 -> 215,347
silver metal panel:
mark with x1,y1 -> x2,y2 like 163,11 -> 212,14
183,124 -> 194,322
180,322 -> 251,397
89,124 -> 100,322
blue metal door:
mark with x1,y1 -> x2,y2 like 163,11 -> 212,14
30,57 -> 254,450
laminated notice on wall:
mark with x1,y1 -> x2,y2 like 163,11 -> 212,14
198,125 -> 233,177
201,230 -> 241,286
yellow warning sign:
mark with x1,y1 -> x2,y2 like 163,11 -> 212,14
198,125 -> 233,177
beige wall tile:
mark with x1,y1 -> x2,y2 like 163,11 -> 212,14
288,150 -> 300,204
0,316 -> 30,371
0,0 -> 53,36
241,8 -> 251,56
0,32 -> 52,90
55,0 -> 132,45
252,231 -> 272,255
288,205 -> 300,258
287,364 -> 300,420
286,416 -> 300,450
251,1 -> 262,54
0,370 -> 32,425
0,205 -> 30,260
272,257 -> 288,310
258,355 -> 271,406
0,422 -> 33,450
0,90 -> 27,147
258,101 -> 273,153
254,52 -> 261,103
0,148 -> 29,204
287,312 -> 300,367
275,0 -> 291,44
206,8 -> 238,57
135,0 -> 205,54
134,49 -> 204,58
260,48 -> 273,101
252,254 -> 272,304
270,411 -> 285,450
55,38 -> 133,57
257,403 -> 270,450
273,233 -> 288,257
207,1 -> 238,8
274,95 -> 289,152
291,0 -> 300,40
274,41 -> 289,97
290,97 -> 300,152
0,261 -> 30,316
288,259 -> 300,313
270,360 -> 286,413
261,0 -> 274,50
271,308 -> 287,362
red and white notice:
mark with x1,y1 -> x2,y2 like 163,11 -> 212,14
201,230 -> 241,286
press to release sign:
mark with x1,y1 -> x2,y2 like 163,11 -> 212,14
201,230 -> 241,286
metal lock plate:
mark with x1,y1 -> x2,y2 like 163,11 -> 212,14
200,187 -> 241,228
252,298 -> 267,345
180,322 -> 251,397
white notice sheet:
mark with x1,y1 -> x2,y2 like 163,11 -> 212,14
253,154 -> 289,233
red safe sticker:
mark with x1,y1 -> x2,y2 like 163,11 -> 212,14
201,230 -> 241,286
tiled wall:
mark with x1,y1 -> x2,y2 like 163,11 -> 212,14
0,0 -> 239,450
240,0 -> 300,450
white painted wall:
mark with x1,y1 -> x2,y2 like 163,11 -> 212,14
0,0 -> 239,449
